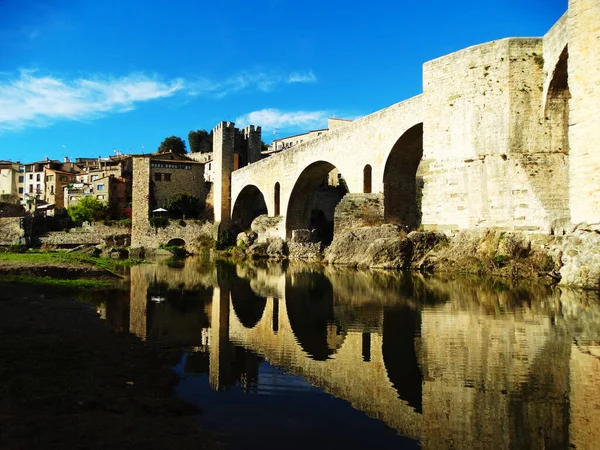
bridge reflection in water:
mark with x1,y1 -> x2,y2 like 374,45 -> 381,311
123,258 -> 600,450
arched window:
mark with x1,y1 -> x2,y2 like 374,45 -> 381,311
363,164 -> 372,193
274,182 -> 281,216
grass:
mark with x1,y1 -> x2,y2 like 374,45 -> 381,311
0,275 -> 113,291
0,250 -> 142,274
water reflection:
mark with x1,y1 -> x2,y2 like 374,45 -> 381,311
112,258 -> 600,449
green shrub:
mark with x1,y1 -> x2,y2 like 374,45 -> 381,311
149,217 -> 169,228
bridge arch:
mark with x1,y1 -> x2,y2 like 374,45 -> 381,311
286,161 -> 349,244
383,123 -> 424,230
285,270 -> 346,361
231,277 -> 267,329
167,238 -> 186,247
231,184 -> 268,234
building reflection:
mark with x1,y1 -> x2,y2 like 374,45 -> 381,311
125,257 -> 600,449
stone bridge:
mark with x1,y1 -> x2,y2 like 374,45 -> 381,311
212,0 -> 598,241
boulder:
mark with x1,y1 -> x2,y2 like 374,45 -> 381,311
362,237 -> 413,269
324,224 -> 405,266
266,238 -> 287,259
559,227 -> 600,289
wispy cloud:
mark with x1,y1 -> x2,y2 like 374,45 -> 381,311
0,70 -> 183,132
0,68 -> 318,132
235,108 -> 329,131
188,69 -> 317,98
288,70 -> 317,83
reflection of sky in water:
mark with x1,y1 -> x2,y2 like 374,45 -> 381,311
116,257 -> 600,450
175,354 -> 417,450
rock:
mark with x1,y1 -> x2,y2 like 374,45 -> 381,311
236,231 -> 257,248
266,238 -> 287,259
497,233 -> 530,259
324,224 -> 405,266
559,228 -> 600,289
362,237 -> 413,269
407,231 -> 448,265
247,242 -> 269,259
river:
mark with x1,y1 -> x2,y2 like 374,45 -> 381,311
94,256 -> 600,450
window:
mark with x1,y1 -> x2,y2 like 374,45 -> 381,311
164,173 -> 171,182
363,165 -> 372,194
154,172 -> 162,181
29,185 -> 33,193
47,175 -> 54,182
18,176 -> 23,183
91,175 -> 99,182
36,174 -> 40,181
29,174 -> 33,180
50,186 -> 54,195
274,182 -> 280,216
97,184 -> 104,191
97,195 -> 105,200
18,187 -> 23,194
36,184 -> 41,192
59,175 -> 67,182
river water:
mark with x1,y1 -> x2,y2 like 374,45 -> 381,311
96,256 -> 600,450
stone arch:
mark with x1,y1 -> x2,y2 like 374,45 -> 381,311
285,270 -> 346,361
286,161 -> 349,245
167,238 -> 186,247
231,184 -> 267,235
544,46 -> 570,155
383,123 -> 424,229
274,182 -> 281,216
382,307 -> 423,413
230,277 -> 267,329
363,164 -> 372,193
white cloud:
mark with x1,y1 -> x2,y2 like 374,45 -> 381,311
235,108 -> 329,131
0,70 -> 183,132
288,70 -> 317,83
0,68 -> 318,132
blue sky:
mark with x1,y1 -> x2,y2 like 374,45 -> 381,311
0,0 -> 567,163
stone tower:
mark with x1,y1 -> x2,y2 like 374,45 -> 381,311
212,121 -> 235,227
212,122 -> 262,228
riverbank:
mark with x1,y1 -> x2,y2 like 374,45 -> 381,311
0,280 -> 223,449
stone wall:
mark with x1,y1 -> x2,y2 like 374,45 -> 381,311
0,217 -> 22,245
150,160 -> 205,209
568,0 -> 600,224
133,220 -> 215,253
39,223 -> 131,246
333,193 -> 384,236
212,122 -> 235,226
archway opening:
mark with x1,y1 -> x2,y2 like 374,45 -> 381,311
274,182 -> 281,216
286,161 -> 349,245
285,270 -> 346,361
230,278 -> 267,329
363,164 -> 372,193
231,185 -> 267,235
545,46 -> 569,155
167,238 -> 186,247
383,123 -> 424,230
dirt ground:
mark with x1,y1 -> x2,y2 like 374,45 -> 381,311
0,260 -> 121,280
0,278 -> 224,449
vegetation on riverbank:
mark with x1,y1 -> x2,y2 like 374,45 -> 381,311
0,274 -> 114,291
0,249 -> 142,274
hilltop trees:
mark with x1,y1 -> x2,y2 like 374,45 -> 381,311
157,136 -> 187,155
188,129 -> 212,153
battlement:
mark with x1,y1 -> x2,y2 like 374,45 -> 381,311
213,121 -> 236,133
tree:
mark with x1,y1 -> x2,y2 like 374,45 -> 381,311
188,129 -> 212,153
157,136 -> 187,155
164,193 -> 204,219
67,196 -> 108,223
